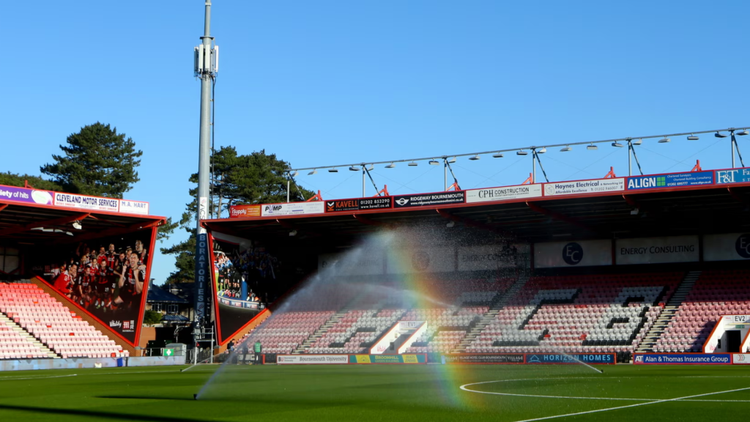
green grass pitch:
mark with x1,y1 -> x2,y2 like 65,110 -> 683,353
0,364 -> 749,421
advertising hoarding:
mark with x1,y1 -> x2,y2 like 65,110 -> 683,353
457,245 -> 518,271
716,168 -> 750,185
349,354 -> 427,364
704,233 -> 750,262
228,204 -> 261,218
465,184 -> 542,203
31,231 -> 155,345
277,355 -> 348,365
534,240 -> 612,268
525,353 -> 615,364
626,171 -> 713,190
441,354 -> 525,364
633,354 -> 731,365
211,235 -> 275,344
615,236 -> 699,265
0,185 -> 54,205
260,201 -> 324,217
393,191 -> 465,208
386,247 -> 455,273
544,178 -> 624,196
324,197 -> 392,212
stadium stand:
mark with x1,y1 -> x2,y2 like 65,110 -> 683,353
0,281 -> 127,359
652,269 -> 750,353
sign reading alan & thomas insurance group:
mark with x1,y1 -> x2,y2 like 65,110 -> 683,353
615,235 -> 699,265
325,197 -> 392,212
465,184 -> 542,203
393,191 -> 465,208
544,178 -> 625,196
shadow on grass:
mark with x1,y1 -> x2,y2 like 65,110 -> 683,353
97,395 -> 196,401
0,403 -> 206,422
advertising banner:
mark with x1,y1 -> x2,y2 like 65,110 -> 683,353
457,245 -> 518,271
386,247 -> 455,273
324,197 -> 392,213
441,354 -> 525,364
465,184 -> 542,204
704,233 -> 750,262
543,178 -> 624,196
525,353 -> 615,364
260,201 -> 324,217
54,192 -> 120,213
211,236 -> 276,344
393,191 -> 465,208
633,354 -> 731,365
733,354 -> 750,364
229,204 -> 261,218
615,236 -> 699,265
30,231 -> 154,345
195,233 -> 210,323
349,354 -> 427,364
277,355 -> 349,365
0,185 -> 54,206
626,171 -> 714,190
534,240 -> 612,268
318,250 -> 385,275
716,168 -> 750,185
119,199 -> 150,215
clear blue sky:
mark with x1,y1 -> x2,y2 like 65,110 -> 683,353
2,1 -> 749,284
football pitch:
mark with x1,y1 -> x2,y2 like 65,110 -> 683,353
0,363 -> 749,421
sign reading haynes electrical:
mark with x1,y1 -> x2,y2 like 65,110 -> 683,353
633,353 -> 731,365
544,178 -> 624,196
260,201 -> 324,217
627,171 -> 714,190
704,233 -> 750,262
534,240 -> 612,268
277,355 -> 348,364
393,191 -> 465,208
616,236 -> 699,265
442,354 -> 525,364
465,184 -> 542,203
325,197 -> 392,213
350,354 -> 427,364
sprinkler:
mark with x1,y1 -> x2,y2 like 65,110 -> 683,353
194,394 -> 198,400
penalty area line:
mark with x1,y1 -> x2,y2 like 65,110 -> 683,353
513,385 -> 750,422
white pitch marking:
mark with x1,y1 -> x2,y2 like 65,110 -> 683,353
0,374 -> 78,381
513,386 -> 750,422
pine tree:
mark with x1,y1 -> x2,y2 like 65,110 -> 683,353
40,122 -> 142,198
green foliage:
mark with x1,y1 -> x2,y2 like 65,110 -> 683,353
143,309 -> 163,326
40,122 -> 143,198
161,147 -> 313,284
0,172 -> 63,191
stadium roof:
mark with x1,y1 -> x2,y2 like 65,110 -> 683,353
0,185 -> 165,246
203,175 -> 750,247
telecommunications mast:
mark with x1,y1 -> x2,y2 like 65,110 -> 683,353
193,0 -> 219,361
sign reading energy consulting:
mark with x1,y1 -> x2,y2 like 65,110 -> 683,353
616,236 -> 699,265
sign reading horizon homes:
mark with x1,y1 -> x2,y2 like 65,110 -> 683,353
627,171 -> 714,190
325,197 -> 392,213
544,178 -> 624,196
393,191 -> 465,208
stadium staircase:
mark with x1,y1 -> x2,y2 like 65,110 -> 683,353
293,310 -> 348,354
0,312 -> 58,359
455,273 -> 529,353
634,270 -> 701,354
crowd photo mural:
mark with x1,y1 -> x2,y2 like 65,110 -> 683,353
211,233 -> 279,343
30,231 -> 154,344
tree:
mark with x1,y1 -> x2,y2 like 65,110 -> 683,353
143,310 -> 163,326
161,147 -> 313,284
0,172 -> 63,191
40,122 -> 142,198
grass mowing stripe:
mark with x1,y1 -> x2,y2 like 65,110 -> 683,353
0,374 -> 78,381
515,385 -> 750,422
